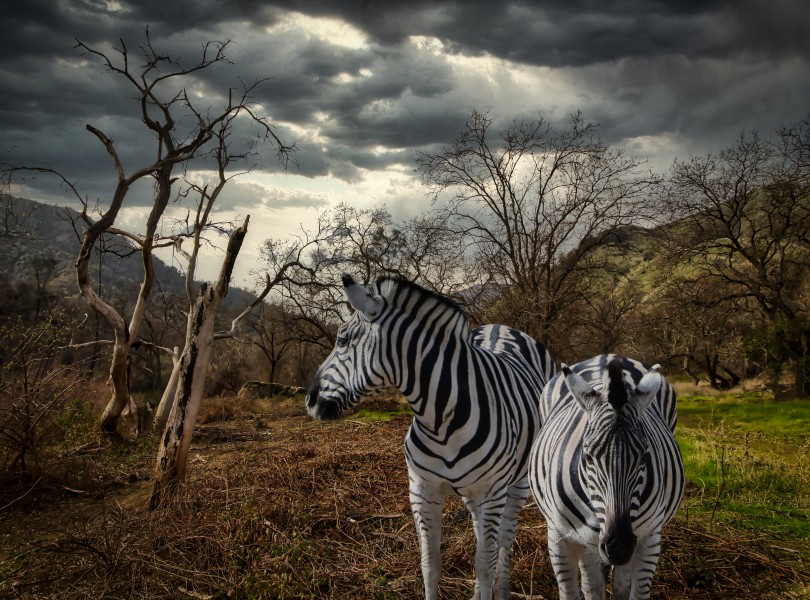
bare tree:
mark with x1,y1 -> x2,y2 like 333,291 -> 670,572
574,274 -> 645,357
245,301 -> 324,384
255,202 -> 467,360
664,122 -> 810,396
151,217 -> 249,508
257,204 -> 395,348
2,32 -> 293,439
0,193 -> 38,240
151,119 -> 333,504
415,109 -> 661,354
148,178 -> 318,505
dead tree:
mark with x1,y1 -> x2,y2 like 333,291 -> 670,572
150,213 -> 325,506
2,31 -> 293,439
150,218 -> 248,508
416,109 -> 661,352
148,125 -> 324,504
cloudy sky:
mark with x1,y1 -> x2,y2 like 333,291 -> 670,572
2,0 -> 809,286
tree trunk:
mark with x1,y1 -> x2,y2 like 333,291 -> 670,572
152,348 -> 181,432
719,365 -> 741,388
796,363 -> 809,398
150,284 -> 220,508
704,351 -> 730,390
150,217 -> 248,509
680,354 -> 700,385
98,340 -> 132,437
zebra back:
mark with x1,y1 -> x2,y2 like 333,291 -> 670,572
472,324 -> 556,389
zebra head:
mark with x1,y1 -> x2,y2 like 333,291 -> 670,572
305,273 -> 389,420
564,358 -> 663,566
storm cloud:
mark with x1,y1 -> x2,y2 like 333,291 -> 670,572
1,0 -> 808,219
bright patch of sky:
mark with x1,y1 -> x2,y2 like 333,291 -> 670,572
267,12 -> 369,50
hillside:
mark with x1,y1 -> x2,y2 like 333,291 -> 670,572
0,195 -> 257,313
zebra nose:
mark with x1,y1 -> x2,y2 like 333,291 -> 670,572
305,377 -> 320,408
317,400 -> 341,420
599,522 -> 637,565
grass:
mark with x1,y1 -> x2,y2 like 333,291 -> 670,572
1,385 -> 809,598
350,397 -> 411,422
672,390 -> 810,589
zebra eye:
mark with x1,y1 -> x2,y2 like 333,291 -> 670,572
336,335 -> 350,349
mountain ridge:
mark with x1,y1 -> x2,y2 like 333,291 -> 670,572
0,195 -> 257,314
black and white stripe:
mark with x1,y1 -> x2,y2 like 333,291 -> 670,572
306,274 -> 555,600
528,355 -> 684,600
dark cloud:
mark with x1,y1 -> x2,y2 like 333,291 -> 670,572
1,0 -> 808,206
194,176 -> 324,213
256,0 -> 810,66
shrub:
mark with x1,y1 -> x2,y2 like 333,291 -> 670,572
0,313 -> 87,479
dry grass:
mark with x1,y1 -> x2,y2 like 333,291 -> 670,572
0,396 -> 808,599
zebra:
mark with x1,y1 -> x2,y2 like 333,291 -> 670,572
306,274 -> 555,600
528,355 -> 684,600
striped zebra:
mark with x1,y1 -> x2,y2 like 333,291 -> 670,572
306,274 -> 555,600
528,355 -> 684,600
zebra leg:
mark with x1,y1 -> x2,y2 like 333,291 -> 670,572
611,563 -> 632,600
493,480 -> 530,600
624,531 -> 662,600
547,526 -> 586,600
463,497 -> 483,600
409,475 -> 446,600
577,544 -> 606,600
470,493 -> 507,600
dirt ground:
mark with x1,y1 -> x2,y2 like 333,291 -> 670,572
0,397 -> 808,599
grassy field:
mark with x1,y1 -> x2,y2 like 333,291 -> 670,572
0,388 -> 809,599
674,390 -> 810,574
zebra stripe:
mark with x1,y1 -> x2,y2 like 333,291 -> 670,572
306,274 -> 555,600
529,354 -> 684,600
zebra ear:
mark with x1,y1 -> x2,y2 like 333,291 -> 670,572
343,273 -> 384,319
635,364 -> 663,413
562,364 -> 601,412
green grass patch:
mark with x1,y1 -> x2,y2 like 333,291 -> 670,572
346,396 -> 411,422
677,392 -> 810,438
351,405 -> 411,422
675,392 -> 810,559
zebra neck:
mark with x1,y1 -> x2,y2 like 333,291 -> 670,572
384,301 -> 472,438
402,339 -> 479,441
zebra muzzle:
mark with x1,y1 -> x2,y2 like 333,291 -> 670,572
599,519 -> 637,566
316,400 -> 341,420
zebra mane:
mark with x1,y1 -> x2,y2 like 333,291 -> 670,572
374,276 -> 468,326
606,357 -> 628,410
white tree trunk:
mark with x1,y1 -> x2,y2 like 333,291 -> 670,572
150,218 -> 248,508
152,347 -> 181,431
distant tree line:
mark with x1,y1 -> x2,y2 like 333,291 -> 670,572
2,113 -> 809,404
